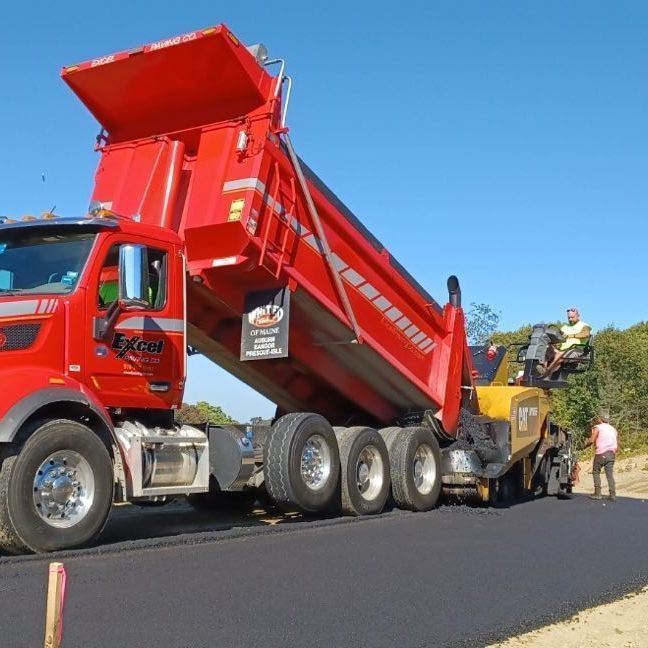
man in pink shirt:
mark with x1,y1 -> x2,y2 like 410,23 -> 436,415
583,416 -> 618,500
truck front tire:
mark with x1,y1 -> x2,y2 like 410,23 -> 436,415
264,413 -> 340,513
0,419 -> 113,554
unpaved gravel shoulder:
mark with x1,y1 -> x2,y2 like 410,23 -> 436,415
574,453 -> 648,499
488,586 -> 648,648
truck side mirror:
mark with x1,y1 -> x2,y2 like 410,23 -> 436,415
119,244 -> 150,311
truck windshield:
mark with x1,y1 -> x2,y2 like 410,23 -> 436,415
0,231 -> 96,295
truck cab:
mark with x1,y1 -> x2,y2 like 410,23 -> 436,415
0,215 -> 186,413
0,215 -> 213,553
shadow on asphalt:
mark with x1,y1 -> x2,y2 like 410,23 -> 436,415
100,489 -> 532,547
99,498 -> 312,545
1,492 -> 602,556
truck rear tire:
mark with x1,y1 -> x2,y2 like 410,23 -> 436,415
335,427 -> 390,516
264,413 -> 340,513
380,426 -> 442,512
0,419 -> 114,554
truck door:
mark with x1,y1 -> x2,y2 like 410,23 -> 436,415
85,238 -> 185,409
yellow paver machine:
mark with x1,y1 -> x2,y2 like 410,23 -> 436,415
441,324 -> 592,504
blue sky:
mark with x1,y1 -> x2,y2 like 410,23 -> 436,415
1,2 -> 646,421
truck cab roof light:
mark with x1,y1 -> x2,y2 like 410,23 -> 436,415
88,201 -> 117,218
88,200 -> 118,219
93,209 -> 117,218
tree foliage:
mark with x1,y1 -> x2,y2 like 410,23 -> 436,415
466,303 -> 501,346
176,401 -> 237,425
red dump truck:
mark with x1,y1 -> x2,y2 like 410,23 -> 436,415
0,25 -> 576,553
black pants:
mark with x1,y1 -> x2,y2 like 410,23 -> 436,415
593,452 -> 616,496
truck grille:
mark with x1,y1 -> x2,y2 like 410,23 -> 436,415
0,323 -> 41,350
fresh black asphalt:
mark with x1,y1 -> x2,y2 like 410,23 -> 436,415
0,495 -> 646,647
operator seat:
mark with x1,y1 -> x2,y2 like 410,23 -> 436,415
560,337 -> 594,372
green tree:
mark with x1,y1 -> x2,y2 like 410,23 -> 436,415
551,370 -> 600,447
588,323 -> 648,450
176,401 -> 237,425
466,303 -> 501,346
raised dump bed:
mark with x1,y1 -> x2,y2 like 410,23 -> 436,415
64,23 -> 472,434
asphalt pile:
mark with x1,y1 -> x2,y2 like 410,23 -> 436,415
449,409 -> 500,465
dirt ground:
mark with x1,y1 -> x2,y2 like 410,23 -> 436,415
574,453 -> 648,499
488,454 -> 648,648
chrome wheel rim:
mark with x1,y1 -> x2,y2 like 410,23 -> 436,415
413,444 -> 436,495
33,450 -> 95,528
356,445 -> 384,501
300,434 -> 331,491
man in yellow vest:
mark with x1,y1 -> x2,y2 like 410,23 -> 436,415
544,307 -> 591,377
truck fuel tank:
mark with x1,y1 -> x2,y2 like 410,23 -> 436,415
115,421 -> 210,497
207,425 -> 257,491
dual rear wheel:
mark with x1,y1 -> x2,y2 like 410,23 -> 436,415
335,426 -> 390,516
264,414 -> 442,516
380,426 -> 442,512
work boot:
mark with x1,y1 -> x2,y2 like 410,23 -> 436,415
606,494 -> 616,502
589,493 -> 603,500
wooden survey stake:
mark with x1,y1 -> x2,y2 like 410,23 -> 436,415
44,562 -> 67,648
